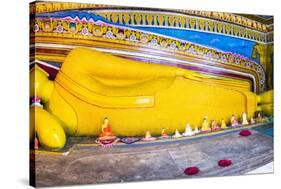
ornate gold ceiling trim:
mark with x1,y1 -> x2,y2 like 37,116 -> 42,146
30,17 -> 266,92
30,1 -> 273,34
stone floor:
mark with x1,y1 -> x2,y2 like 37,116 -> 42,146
31,124 -> 273,187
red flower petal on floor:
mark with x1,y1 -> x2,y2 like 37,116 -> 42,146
218,159 -> 232,167
184,166 -> 200,175
239,130 -> 252,137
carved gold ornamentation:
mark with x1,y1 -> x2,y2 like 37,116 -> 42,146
30,2 -> 272,34
252,43 -> 273,89
32,17 -> 266,92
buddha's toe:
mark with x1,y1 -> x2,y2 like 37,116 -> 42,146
35,107 -> 66,150
38,124 -> 66,150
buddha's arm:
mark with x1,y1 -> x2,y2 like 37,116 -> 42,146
61,48 -> 250,91
62,48 -> 190,81
101,124 -> 107,133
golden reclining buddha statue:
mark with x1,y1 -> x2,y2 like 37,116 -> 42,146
30,48 -> 273,150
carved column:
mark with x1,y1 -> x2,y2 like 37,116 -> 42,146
252,43 -> 274,90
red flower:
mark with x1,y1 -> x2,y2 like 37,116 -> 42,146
239,130 -> 252,137
218,159 -> 232,167
184,166 -> 200,175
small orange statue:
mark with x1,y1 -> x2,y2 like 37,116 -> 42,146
96,117 -> 119,147
99,117 -> 116,140
160,128 -> 169,138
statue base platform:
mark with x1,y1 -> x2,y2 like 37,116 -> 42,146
30,122 -> 273,187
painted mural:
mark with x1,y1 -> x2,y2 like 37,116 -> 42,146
29,1 -> 274,187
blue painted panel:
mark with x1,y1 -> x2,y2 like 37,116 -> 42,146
133,27 -> 257,62
36,10 -> 258,62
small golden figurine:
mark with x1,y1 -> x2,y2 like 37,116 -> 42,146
241,112 -> 249,125
193,125 -> 200,134
160,128 -> 169,138
183,123 -> 194,136
143,131 -> 156,141
172,129 -> 183,138
220,119 -> 228,129
256,112 -> 265,123
201,116 -> 211,132
250,117 -> 255,124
